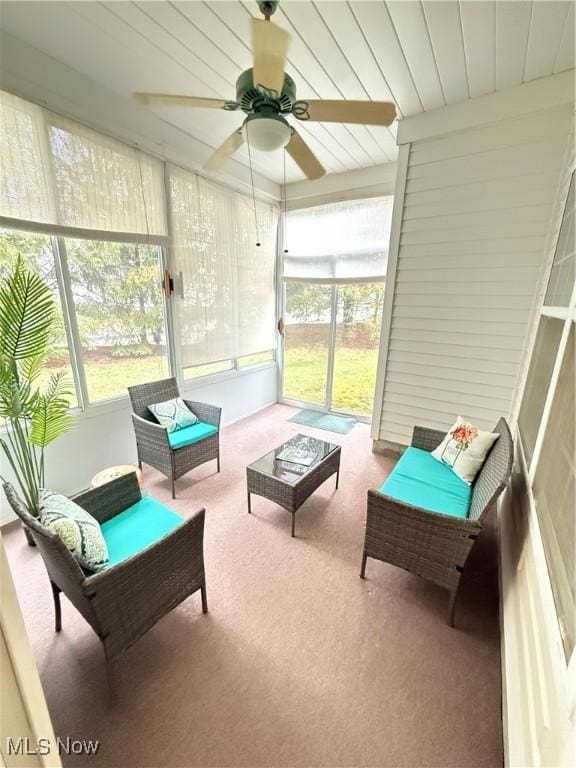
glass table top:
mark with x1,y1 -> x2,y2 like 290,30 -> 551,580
248,433 -> 340,485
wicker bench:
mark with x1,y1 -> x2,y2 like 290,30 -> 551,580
360,418 -> 513,626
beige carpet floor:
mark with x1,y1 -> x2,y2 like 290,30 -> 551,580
4,404 -> 503,768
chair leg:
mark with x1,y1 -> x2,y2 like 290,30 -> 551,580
201,582 -> 208,614
51,581 -> 62,632
171,476 -> 176,499
217,453 -> 221,473
360,552 -> 368,579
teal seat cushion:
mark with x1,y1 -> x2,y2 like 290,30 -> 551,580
379,447 -> 471,519
101,496 -> 184,566
168,421 -> 218,450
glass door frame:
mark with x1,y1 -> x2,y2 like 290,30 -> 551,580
279,279 -> 380,423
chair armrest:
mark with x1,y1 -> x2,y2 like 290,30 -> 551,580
82,509 -> 206,654
183,400 -> 221,428
74,473 -> 142,524
411,425 -> 446,452
132,413 -> 170,449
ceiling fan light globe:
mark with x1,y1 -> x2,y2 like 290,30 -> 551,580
243,117 -> 292,152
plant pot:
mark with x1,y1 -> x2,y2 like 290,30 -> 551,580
22,523 -> 36,547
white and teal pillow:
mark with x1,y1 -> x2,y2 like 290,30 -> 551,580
148,397 -> 199,433
39,490 -> 109,572
431,416 -> 499,485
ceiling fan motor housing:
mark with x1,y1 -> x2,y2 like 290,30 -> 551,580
236,68 -> 296,114
256,0 -> 279,19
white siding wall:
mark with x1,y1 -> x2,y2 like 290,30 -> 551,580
375,80 -> 573,445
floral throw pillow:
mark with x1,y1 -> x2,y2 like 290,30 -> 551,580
148,397 -> 199,433
431,417 -> 499,485
39,490 -> 109,572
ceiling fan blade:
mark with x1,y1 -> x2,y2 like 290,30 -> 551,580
296,100 -> 397,127
286,130 -> 325,181
252,18 -> 289,95
133,93 -> 228,109
204,130 -> 245,171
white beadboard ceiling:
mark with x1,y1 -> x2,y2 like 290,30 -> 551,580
0,0 -> 574,184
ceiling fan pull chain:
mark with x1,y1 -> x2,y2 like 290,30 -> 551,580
283,148 -> 288,254
246,126 -> 261,247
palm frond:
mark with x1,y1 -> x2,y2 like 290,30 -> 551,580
0,255 -> 55,360
29,371 -> 75,447
20,352 -> 47,385
0,366 -> 36,419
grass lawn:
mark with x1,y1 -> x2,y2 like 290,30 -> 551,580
283,346 -> 379,416
84,357 -> 169,402
45,347 -> 378,416
44,355 -> 169,405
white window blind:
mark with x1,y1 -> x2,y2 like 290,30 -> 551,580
0,90 -> 167,242
0,92 -> 55,224
168,165 -> 278,368
283,197 -> 394,283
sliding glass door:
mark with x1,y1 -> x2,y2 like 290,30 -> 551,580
279,195 -> 394,420
332,283 -> 385,416
281,280 -> 384,418
283,283 -> 333,407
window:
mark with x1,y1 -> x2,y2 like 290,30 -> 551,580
532,327 -> 575,660
0,229 -> 171,408
517,316 -> 564,463
0,228 -> 78,406
281,197 -> 392,416
64,238 -> 169,403
518,169 -> 575,666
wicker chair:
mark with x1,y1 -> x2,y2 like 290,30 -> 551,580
3,473 -> 207,695
361,417 -> 513,626
128,377 -> 221,498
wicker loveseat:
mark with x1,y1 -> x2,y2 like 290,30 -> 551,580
3,473 -> 207,694
360,418 -> 513,626
128,377 -> 221,498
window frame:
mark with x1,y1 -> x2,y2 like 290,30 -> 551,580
57,235 -> 174,409
0,227 -> 178,414
515,163 -> 576,711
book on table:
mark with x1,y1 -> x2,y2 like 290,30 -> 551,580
275,446 -> 318,467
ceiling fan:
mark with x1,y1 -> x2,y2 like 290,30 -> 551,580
133,0 -> 396,180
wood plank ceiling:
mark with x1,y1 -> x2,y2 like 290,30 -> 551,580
0,1 -> 574,184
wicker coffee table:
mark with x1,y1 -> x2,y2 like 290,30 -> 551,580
246,433 -> 341,537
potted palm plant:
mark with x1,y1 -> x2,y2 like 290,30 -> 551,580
0,256 -> 76,541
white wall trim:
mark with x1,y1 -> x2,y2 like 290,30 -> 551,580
285,163 -> 397,210
397,70 -> 575,146
1,540 -> 62,767
218,399 -> 277,429
370,144 -> 410,440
